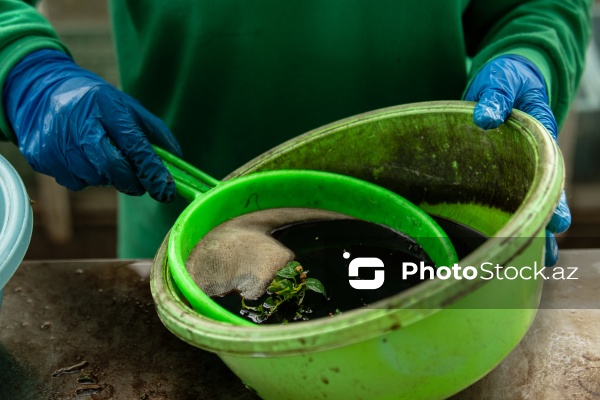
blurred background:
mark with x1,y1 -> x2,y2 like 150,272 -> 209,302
0,0 -> 599,259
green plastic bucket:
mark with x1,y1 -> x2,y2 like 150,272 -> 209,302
151,101 -> 564,400
155,144 -> 458,325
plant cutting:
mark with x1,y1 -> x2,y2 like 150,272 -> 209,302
241,261 -> 327,324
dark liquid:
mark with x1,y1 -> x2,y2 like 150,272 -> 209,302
213,217 -> 487,324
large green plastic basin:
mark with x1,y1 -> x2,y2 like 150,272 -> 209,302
150,101 -> 564,399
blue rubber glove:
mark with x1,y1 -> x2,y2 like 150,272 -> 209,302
464,54 -> 571,267
3,49 -> 181,202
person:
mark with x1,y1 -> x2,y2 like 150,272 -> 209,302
0,1 -> 591,264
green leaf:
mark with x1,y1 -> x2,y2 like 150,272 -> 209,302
267,276 -> 288,292
279,290 -> 296,303
268,277 -> 294,294
256,304 -> 265,316
263,297 -> 277,309
277,261 -> 301,278
305,278 -> 327,297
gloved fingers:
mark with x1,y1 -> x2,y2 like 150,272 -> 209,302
94,134 -> 147,196
547,191 -> 572,234
514,90 -> 559,141
469,88 -> 514,130
50,120 -> 108,191
122,94 -> 183,157
48,164 -> 88,192
545,230 -> 559,267
75,119 -> 145,195
52,174 -> 86,192
96,94 -> 176,203
4,50 -> 178,200
545,192 -> 571,268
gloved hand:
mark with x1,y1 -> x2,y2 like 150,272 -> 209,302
3,49 -> 181,202
464,54 -> 571,266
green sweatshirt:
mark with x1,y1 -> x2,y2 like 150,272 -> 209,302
0,0 -> 592,257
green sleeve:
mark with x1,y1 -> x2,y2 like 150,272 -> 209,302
0,0 -> 70,142
462,0 -> 593,128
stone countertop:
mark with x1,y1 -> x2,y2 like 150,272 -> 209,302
0,250 -> 598,399
0,259 -> 259,400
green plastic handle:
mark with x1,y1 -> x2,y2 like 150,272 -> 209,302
152,145 -> 221,202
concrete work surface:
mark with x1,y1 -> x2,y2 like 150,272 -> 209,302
0,250 -> 598,399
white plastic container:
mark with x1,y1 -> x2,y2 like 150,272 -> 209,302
0,154 -> 32,310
